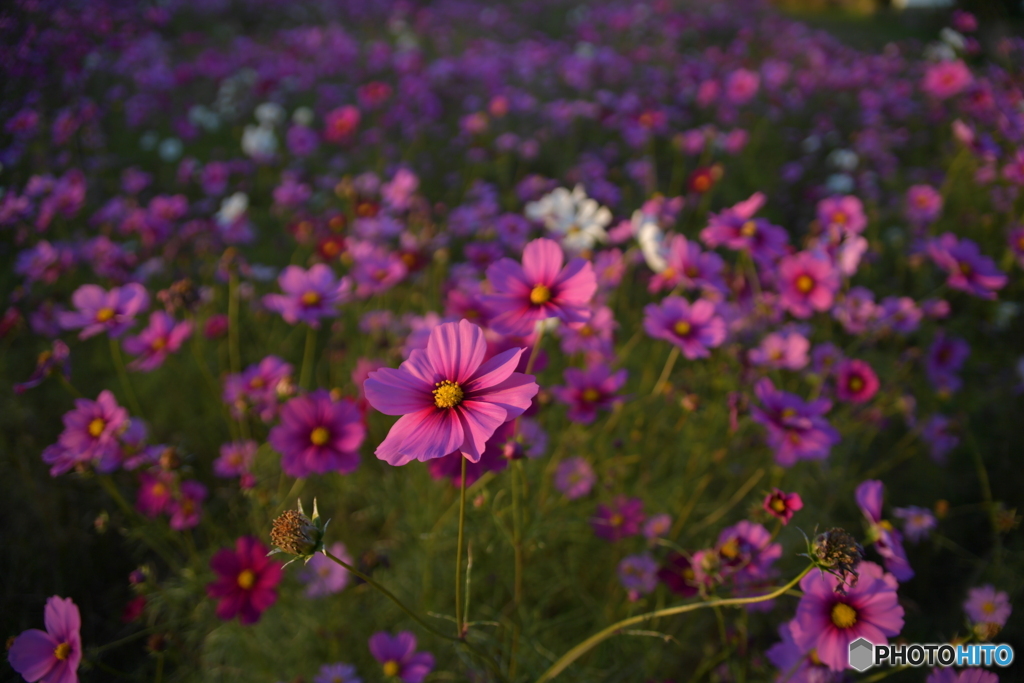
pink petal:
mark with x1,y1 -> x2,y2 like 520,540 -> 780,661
485,259 -> 532,294
48,660 -> 80,683
375,408 -> 465,465
364,368 -> 433,415
43,597 -> 80,643
521,238 -> 564,285
8,629 -> 58,681
552,259 -> 597,306
426,320 -> 486,384
471,373 -> 538,421
462,347 -> 524,394
71,284 -> 106,311
454,400 -> 508,462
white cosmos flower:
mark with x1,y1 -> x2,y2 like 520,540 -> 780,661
217,192 -> 249,226
242,124 -> 277,160
634,210 -> 667,273
524,184 -> 611,253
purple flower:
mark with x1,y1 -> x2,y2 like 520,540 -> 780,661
927,670 -> 998,683
483,237 -> 597,337
790,561 -> 904,671
905,185 -> 943,225
927,234 -> 1007,300
268,391 -> 366,477
559,305 -> 616,357
58,283 -> 149,339
551,364 -> 627,424
364,320 -> 538,465
893,506 -> 937,544
701,193 -> 788,261
833,286 -> 878,334
648,235 -> 726,294
214,440 -> 258,479
223,356 -> 294,422
877,296 -> 922,334
168,480 -> 207,530
554,457 -> 596,500
8,596 -> 82,683
285,125 -> 319,158
751,379 -> 840,466
777,251 -> 840,319
426,420 -> 513,487
643,513 -> 672,540
922,414 -> 959,463
855,480 -> 914,582
643,296 -> 726,360
715,521 -> 781,583
765,620 -> 835,683
763,489 -> 803,524
368,631 -> 434,683
263,264 -> 351,327
122,312 -> 192,371
618,553 -> 659,599
300,542 -> 353,599
963,585 -> 1012,627
592,496 -> 645,542
15,240 -> 74,285
46,390 -> 129,476
748,330 -> 809,370
926,332 -> 969,394
14,340 -> 70,394
313,663 -> 361,683
349,242 -> 408,298
658,553 -> 700,597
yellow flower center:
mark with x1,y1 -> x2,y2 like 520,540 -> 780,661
88,418 -> 106,437
832,212 -> 847,225
237,569 -> 256,590
301,291 -> 321,306
151,483 -> 167,497
579,325 -> 593,337
771,498 -> 787,513
95,307 -> 115,322
529,284 -> 552,305
982,600 -> 996,614
809,649 -> 822,665
250,377 -> 265,389
151,337 -> 166,351
582,388 -> 600,403
848,376 -> 864,392
610,513 -> 624,527
310,427 -> 330,446
432,380 -> 464,409
54,642 -> 71,661
831,602 -> 858,628
693,175 -> 711,192
720,538 -> 740,559
796,274 -> 814,294
959,262 -> 972,275
740,220 -> 758,237
661,267 -> 677,280
673,320 -> 692,336
781,408 -> 796,419
685,265 -> 699,277
383,660 -> 400,677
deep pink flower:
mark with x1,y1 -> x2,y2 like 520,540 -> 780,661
136,470 -> 174,517
223,355 -> 294,422
368,631 -> 434,683
364,320 -> 538,465
8,596 -> 82,683
658,553 -> 700,597
168,480 -> 207,530
268,391 -> 366,477
483,238 -> 597,337
817,195 -> 867,238
751,378 -> 840,466
323,105 -> 360,143
700,193 -> 788,262
58,283 -> 149,339
922,60 -> 973,99
905,185 -> 943,225
748,330 -> 809,370
592,496 -> 645,542
790,561 -> 904,671
835,359 -> 880,403
643,296 -> 726,360
214,440 -> 258,478
47,390 -> 129,475
123,312 -> 192,371
777,251 -> 840,319
648,235 -> 725,294
263,264 -> 351,327
207,536 -> 282,625
551,364 -> 627,424
724,68 -> 760,104
763,488 -> 803,524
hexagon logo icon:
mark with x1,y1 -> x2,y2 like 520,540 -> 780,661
848,637 -> 874,672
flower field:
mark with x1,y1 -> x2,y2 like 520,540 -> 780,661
1,1 -> 1021,682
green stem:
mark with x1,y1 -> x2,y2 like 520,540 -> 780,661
455,457 -> 468,638
89,625 -> 162,655
652,346 -> 680,396
109,336 -> 144,417
300,324 -> 317,390
524,325 -> 545,376
535,565 -> 814,683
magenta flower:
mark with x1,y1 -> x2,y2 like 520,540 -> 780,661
833,286 -> 878,334
892,506 -> 937,544
790,561 -> 904,671
214,440 -> 258,479
483,237 -> 597,336
963,585 -> 1012,627
643,296 -> 726,360
855,480 -> 914,582
364,319 -> 538,465
751,379 -> 840,466
766,621 -> 833,683
223,356 -> 294,422
648,235 -> 725,294
58,283 -> 149,339
47,390 -> 129,475
559,305 -> 616,357
715,521 -> 782,583
658,553 -> 700,597
207,536 -> 282,625
551,364 -> 627,424
368,631 -> 434,683
268,391 -> 366,477
922,59 -> 973,99
905,184 -> 943,225
168,480 -> 206,530
643,513 -> 672,541
324,105 -> 360,143
748,330 -> 809,370
927,670 -> 998,683
8,596 -> 81,683
724,68 -> 760,104
700,193 -> 788,261
592,496 -> 645,542
554,457 -> 596,500
777,251 -> 840,319
817,195 -> 867,238
122,312 -> 192,371
835,359 -> 880,403
136,470 -> 174,517
263,264 -> 351,327
927,234 -> 1007,300
763,488 -> 803,524
877,296 -> 922,334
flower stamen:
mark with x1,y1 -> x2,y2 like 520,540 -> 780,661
432,380 -> 464,409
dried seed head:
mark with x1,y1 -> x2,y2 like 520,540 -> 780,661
270,509 -> 319,557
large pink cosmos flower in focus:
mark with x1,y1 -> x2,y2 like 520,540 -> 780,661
364,319 -> 538,465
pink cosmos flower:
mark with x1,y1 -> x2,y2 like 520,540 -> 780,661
647,235 -> 726,294
748,330 -> 810,370
643,296 -> 726,360
963,585 -> 1012,627
927,234 -> 1007,300
223,356 -> 294,422
905,185 -> 943,225
122,312 -> 192,371
892,506 -> 937,544
922,60 -> 973,99
927,670 -> 997,683
168,480 -> 207,530
592,496 -> 645,542
751,378 -> 840,466
268,391 -> 366,477
323,105 -> 360,143
856,480 -> 914,582
46,390 -> 129,475
364,319 -> 538,465
8,596 -> 82,683
551,364 -> 627,424
368,631 -> 434,683
299,542 -> 353,599
700,193 -> 788,262
263,264 -> 351,327
777,251 -> 840,319
136,470 -> 174,517
835,359 -> 880,403
207,536 -> 282,625
58,283 -> 149,339
724,68 -> 760,104
790,561 -> 904,671
763,488 -> 803,524
554,457 -> 596,500
817,195 -> 867,238
214,440 -> 258,479
483,237 -> 597,337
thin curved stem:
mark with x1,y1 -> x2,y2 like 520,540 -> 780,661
299,324 -> 317,390
535,565 -> 814,683
524,325 -> 545,376
652,346 -> 680,396
455,457 -> 468,638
